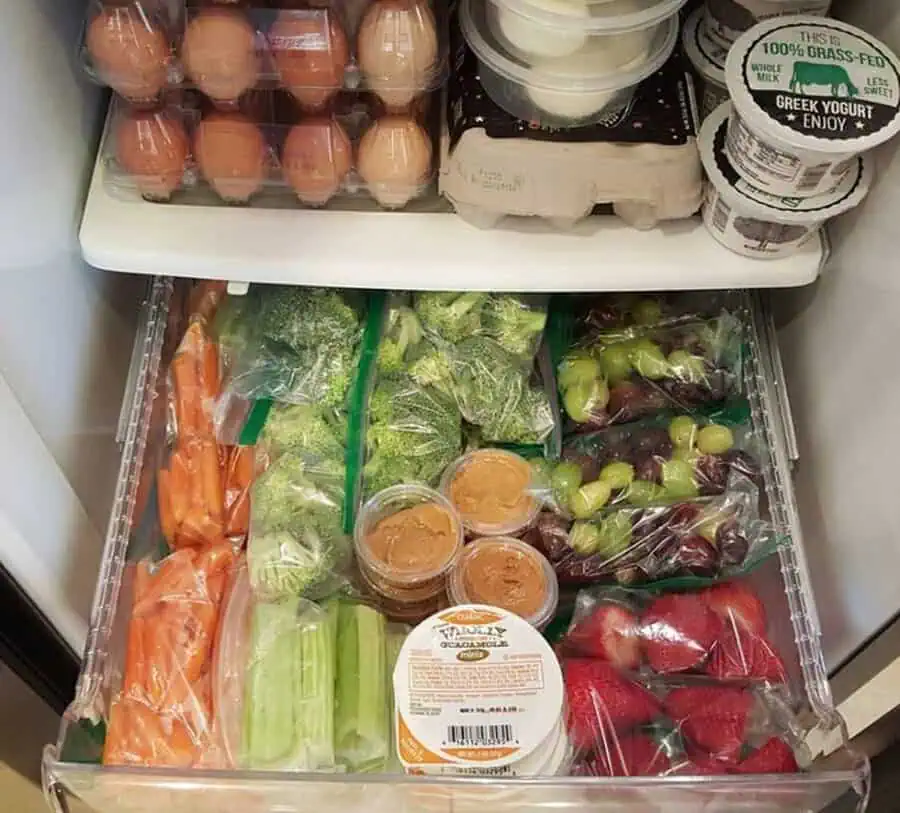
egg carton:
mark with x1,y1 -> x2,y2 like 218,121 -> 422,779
81,0 -> 448,112
103,90 -> 436,209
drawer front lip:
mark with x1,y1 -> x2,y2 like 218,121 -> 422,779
45,284 -> 869,811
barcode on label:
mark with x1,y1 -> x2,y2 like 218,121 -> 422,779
446,724 -> 514,747
797,164 -> 830,192
712,196 -> 732,233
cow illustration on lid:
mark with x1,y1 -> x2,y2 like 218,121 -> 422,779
789,62 -> 859,97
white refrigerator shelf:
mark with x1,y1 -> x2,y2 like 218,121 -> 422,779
80,108 -> 826,291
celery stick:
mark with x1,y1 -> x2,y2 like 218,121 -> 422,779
295,600 -> 338,770
335,602 -> 388,771
383,623 -> 409,773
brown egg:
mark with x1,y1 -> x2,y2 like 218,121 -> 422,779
182,8 -> 260,104
194,113 -> 266,202
282,118 -> 352,206
86,5 -> 169,102
269,10 -> 348,110
357,0 -> 438,109
115,110 -> 188,200
357,115 -> 431,208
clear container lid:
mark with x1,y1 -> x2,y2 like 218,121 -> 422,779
489,0 -> 688,36
448,537 -> 558,630
440,448 -> 542,536
354,483 -> 464,588
702,102 -> 873,223
460,0 -> 679,97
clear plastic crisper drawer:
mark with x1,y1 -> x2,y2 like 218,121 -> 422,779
43,280 -> 869,813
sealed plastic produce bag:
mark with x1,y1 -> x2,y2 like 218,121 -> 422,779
555,314 -> 744,430
361,294 -> 464,498
561,582 -> 788,683
524,481 -> 782,588
103,544 -> 236,768
159,287 -> 255,548
564,658 -> 802,776
247,403 -> 351,600
213,286 -> 366,408
216,559 -> 393,772
550,405 -> 762,515
411,292 -> 556,446
215,558 -> 338,771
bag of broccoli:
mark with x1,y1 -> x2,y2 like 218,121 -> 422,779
213,286 -> 367,409
410,292 -> 557,448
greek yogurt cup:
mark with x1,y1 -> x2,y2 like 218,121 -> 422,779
460,0 -> 679,128
683,7 -> 728,121
700,102 -> 872,258
725,16 -> 900,197
394,604 -> 565,775
703,0 -> 831,50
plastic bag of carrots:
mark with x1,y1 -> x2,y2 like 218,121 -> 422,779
104,544 -> 235,768
158,285 -> 255,549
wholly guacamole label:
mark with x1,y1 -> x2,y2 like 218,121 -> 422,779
742,22 -> 900,139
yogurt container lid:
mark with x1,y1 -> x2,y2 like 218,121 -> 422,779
486,0 -> 688,36
701,102 -> 873,222
461,0 -> 679,93
683,8 -> 727,88
726,16 -> 900,154
394,604 -> 565,771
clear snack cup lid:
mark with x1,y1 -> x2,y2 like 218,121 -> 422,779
440,448 -> 542,536
355,484 -> 464,588
448,537 -> 559,630
491,0 -> 687,36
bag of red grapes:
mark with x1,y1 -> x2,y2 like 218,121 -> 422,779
560,581 -> 790,685
563,658 -> 805,776
524,477 -> 784,589
552,307 -> 746,432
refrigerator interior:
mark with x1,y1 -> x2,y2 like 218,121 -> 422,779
13,0 -> 900,809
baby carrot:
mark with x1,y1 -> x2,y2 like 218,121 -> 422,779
200,441 -> 224,522
157,469 -> 176,546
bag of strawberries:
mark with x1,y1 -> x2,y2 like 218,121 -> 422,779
560,581 -> 789,683
563,658 -> 803,776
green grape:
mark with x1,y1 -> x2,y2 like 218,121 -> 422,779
569,521 -> 602,555
551,461 -> 583,496
696,508 -> 730,544
629,340 -> 669,380
595,513 -> 633,559
672,446 -> 701,464
558,352 -> 602,390
667,350 -> 707,383
529,458 -> 553,489
563,379 -> 609,423
626,480 -> 666,507
570,480 -> 612,519
696,424 -> 735,455
661,459 -> 699,499
668,415 -> 698,449
632,298 -> 663,326
597,345 -> 632,383
599,461 -> 635,491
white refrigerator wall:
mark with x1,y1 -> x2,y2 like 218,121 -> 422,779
0,0 -> 140,653
777,0 -> 900,671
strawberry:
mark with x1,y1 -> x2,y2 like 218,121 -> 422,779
735,738 -> 799,774
701,582 -> 768,637
567,603 -> 642,670
641,593 -> 722,673
564,660 -> 661,751
664,685 -> 752,764
589,733 -> 672,777
706,625 -> 787,683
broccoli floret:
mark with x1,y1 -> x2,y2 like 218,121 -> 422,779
482,386 -> 554,445
408,345 -> 454,395
377,306 -> 424,373
263,404 -> 344,460
449,337 -> 530,427
483,296 -> 548,360
258,288 -> 362,353
414,292 -> 489,344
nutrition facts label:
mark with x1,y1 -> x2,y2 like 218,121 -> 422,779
726,114 -> 801,184
408,658 -> 544,702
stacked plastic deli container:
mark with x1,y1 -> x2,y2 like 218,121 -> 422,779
699,16 -> 900,257
45,280 -> 870,812
440,0 -> 705,230
683,0 -> 831,120
85,0 -> 447,208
